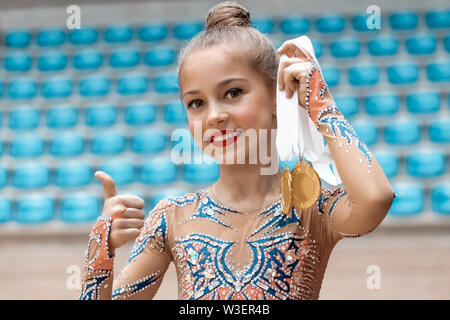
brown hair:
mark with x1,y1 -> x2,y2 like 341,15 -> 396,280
177,1 -> 279,99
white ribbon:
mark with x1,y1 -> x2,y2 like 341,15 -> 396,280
276,35 -> 342,186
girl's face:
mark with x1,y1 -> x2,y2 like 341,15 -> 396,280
179,44 -> 277,164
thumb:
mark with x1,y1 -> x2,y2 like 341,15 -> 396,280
95,171 -> 117,199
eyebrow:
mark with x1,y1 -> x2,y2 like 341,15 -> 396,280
182,77 -> 247,97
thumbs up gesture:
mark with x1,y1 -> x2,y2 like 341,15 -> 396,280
95,171 -> 145,256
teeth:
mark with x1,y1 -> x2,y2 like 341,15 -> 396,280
213,131 -> 240,142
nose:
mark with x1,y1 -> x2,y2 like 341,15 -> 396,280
205,101 -> 228,126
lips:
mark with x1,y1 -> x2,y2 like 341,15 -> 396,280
209,129 -> 239,143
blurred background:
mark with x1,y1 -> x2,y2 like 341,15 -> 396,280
0,0 -> 449,299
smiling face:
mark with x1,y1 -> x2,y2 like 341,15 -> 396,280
178,44 -> 277,164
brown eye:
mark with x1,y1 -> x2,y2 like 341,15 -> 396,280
226,88 -> 243,99
187,99 -> 204,109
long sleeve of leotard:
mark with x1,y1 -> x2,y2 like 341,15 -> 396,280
79,198 -> 173,300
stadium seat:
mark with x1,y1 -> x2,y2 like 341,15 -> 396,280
406,34 -> 437,55
427,61 -> 450,82
280,16 -> 310,35
54,162 -> 92,187
425,9 -> 450,29
384,119 -> 421,145
68,27 -> 98,45
85,104 -> 118,127
49,132 -> 84,157
387,63 -> 419,84
0,198 -> 12,223
73,49 -> 103,70
79,76 -> 110,97
138,23 -> 167,42
130,129 -> 167,154
348,65 -> 379,86
311,41 -> 323,58
183,162 -> 220,184
140,157 -> 178,184
389,183 -> 424,215
406,91 -> 441,114
144,47 -> 176,67
36,28 -> 66,46
0,82 -> 3,98
155,74 -> 179,93
104,24 -> 133,43
13,164 -> 50,189
9,108 -> 40,130
389,11 -> 418,30
428,118 -> 450,143
124,102 -> 157,125
10,134 -> 45,157
321,66 -> 340,87
406,150 -> 445,178
8,78 -> 37,99
352,13 -> 380,32
372,151 -> 399,178
41,77 -> 73,98
173,22 -> 202,40
5,30 -> 31,48
4,52 -> 32,71
46,106 -> 78,129
97,161 -> 136,186
316,14 -> 345,33
444,35 -> 450,53
110,48 -> 140,68
431,184 -> 450,214
0,166 -> 7,188
38,51 -> 67,71
368,36 -> 399,56
16,196 -> 54,224
252,18 -> 275,34
60,195 -> 100,223
330,38 -> 360,58
351,120 -> 378,146
365,94 -> 399,116
90,131 -> 126,155
334,95 -> 359,118
163,101 -> 188,124
117,75 -> 148,95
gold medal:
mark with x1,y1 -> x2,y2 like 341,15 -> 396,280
280,165 -> 293,216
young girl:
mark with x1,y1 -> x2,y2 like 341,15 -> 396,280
79,1 -> 396,300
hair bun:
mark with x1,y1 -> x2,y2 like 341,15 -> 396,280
206,1 -> 251,30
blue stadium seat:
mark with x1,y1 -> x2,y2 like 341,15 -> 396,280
252,18 -> 275,34
406,34 -> 437,55
16,196 -> 54,223
173,22 -> 202,40
155,74 -> 179,93
352,13 -> 380,32
130,129 -> 167,154
85,104 -> 118,127
170,129 -> 202,154
41,77 -> 73,98
60,195 -> 100,223
98,161 -> 136,186
389,11 -> 418,30
351,120 -> 378,146
384,119 -> 421,145
144,47 -> 176,67
427,61 -> 450,82
0,82 -> 3,98
365,94 -> 399,116
140,158 -> 178,184
124,102 -> 157,125
104,24 -> 133,43
444,35 -> 450,53
138,24 -> 167,42
0,198 -> 12,223
73,49 -> 103,69
79,76 -> 110,97
13,164 -> 50,189
280,16 -> 310,35
330,38 -> 360,58
321,66 -> 340,87
117,75 -> 148,95
91,131 -> 126,155
311,41 -> 323,58
9,108 -> 40,130
8,79 -> 37,99
316,14 -> 345,33
334,95 -> 359,118
389,183 -> 424,216
0,141 -> 3,156
46,106 -> 78,128
431,184 -> 450,214
10,134 -> 45,157
373,151 -> 399,178
36,28 -> 66,46
368,36 -> 399,56
49,132 -> 84,157
348,64 -> 379,86
406,91 -> 441,114
38,51 -> 67,71
110,48 -> 140,68
428,118 -> 450,143
406,150 -> 445,178
54,162 -> 92,187
387,63 -> 419,84
183,162 -> 220,184
4,52 -> 32,71
5,30 -> 31,48
0,167 -> 7,188
425,9 -> 450,29
68,27 -> 98,45
163,101 -> 187,124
